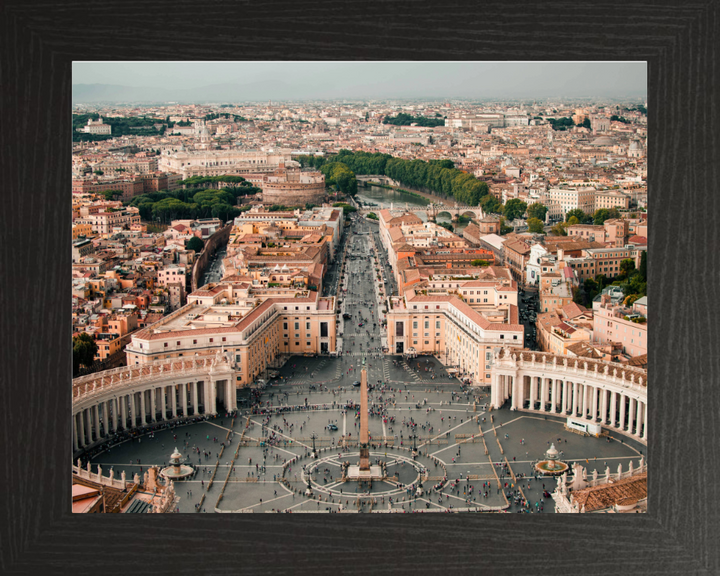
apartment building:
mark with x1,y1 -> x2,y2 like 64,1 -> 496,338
125,286 -> 337,386
386,286 -> 523,386
592,293 -> 647,358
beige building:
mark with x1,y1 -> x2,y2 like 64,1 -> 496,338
125,285 -> 337,386
546,187 -> 596,219
159,149 -> 292,179
386,288 -> 523,385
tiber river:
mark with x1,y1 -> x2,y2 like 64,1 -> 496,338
354,185 -> 470,234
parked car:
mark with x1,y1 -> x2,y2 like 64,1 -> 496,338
352,381 -> 361,387
327,424 -> 338,431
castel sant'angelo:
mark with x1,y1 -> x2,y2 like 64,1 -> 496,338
261,162 -> 326,206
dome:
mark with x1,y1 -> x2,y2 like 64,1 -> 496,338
590,136 -> 615,147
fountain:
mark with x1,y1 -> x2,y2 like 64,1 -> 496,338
534,443 -> 569,476
159,447 -> 194,481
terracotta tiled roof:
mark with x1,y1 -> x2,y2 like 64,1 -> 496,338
571,472 -> 647,512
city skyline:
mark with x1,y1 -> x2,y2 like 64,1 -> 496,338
72,61 -> 647,103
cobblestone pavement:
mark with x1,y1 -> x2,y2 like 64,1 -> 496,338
85,218 -> 645,513
88,380 -> 644,514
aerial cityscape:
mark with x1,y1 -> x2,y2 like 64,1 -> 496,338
71,62 -> 647,514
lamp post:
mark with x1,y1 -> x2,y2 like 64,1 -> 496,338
311,432 -> 318,459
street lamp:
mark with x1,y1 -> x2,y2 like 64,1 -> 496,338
311,432 -> 318,458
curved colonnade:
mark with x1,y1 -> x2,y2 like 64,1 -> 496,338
490,349 -> 647,445
72,356 -> 236,455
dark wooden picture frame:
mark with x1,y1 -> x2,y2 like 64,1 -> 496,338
1,1 -> 717,573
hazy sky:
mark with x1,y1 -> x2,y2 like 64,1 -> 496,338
72,61 -> 646,100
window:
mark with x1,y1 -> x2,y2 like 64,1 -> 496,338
424,321 -> 429,329
500,335 -> 504,339
176,341 -> 180,346
306,322 -> 311,330
222,337 -> 226,342
306,342 -> 311,347
209,338 -> 213,343
436,321 -> 440,329
294,322 -> 299,330
164,343 -> 168,347
413,321 -> 418,329
193,340 -> 197,344
283,322 -> 288,330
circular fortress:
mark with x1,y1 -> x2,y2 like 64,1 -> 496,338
261,164 -> 326,206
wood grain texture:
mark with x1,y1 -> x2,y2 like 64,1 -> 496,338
0,0 -> 718,574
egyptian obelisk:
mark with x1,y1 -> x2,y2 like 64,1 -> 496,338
359,357 -> 370,471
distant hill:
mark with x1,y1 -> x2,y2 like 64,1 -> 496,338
72,80 -> 295,104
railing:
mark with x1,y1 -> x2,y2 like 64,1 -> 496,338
73,356 -> 231,404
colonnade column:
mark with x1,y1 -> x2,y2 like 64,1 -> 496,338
120,396 -> 127,429
150,387 -> 157,423
73,413 -> 79,451
78,411 -> 85,448
628,398 -> 636,434
635,400 -> 643,437
140,390 -> 147,426
610,391 -> 617,427
572,382 -> 579,416
600,389 -> 608,425
209,379 -> 217,415
642,403 -> 647,440
82,409 -> 90,444
619,394 -> 627,431
93,404 -> 100,439
590,386 -> 597,421
108,400 -> 116,433
563,381 -> 570,413
159,387 -> 166,421
171,385 -> 178,418
131,393 -> 138,427
553,380 -> 560,413
511,376 -> 519,410
540,378 -> 548,412
181,384 -> 188,416
226,380 -> 235,412
204,380 -> 210,414
530,377 -> 537,410
192,382 -> 199,415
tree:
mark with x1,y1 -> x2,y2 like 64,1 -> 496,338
471,259 -> 490,267
73,333 -> 98,376
593,207 -> 621,225
619,258 -> 636,279
638,250 -> 647,281
186,236 -> 205,253
527,217 -> 545,234
503,199 -> 527,221
498,217 -> 514,235
100,189 -> 123,201
550,222 -> 568,236
479,194 -> 502,214
568,216 -> 580,226
438,221 -> 454,232
565,209 -> 591,224
526,202 -> 548,222
366,212 -> 379,221
581,118 -> 591,129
